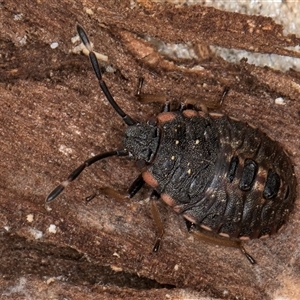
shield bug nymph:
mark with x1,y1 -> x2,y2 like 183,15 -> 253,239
46,24 -> 297,264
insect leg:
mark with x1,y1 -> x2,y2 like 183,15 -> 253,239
185,220 -> 256,264
92,186 -> 127,202
136,77 -> 168,105
150,190 -> 165,252
136,77 -> 144,97
219,86 -> 229,107
161,101 -> 171,112
87,174 -> 145,203
45,149 -> 128,202
184,86 -> 230,112
128,174 -> 145,198
239,245 -> 256,265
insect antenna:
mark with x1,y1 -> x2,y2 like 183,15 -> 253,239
45,150 -> 128,202
45,25 -> 138,203
76,24 -> 136,126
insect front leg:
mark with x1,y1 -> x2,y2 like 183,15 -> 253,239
128,174 -> 145,198
88,173 -> 145,202
100,176 -> 166,253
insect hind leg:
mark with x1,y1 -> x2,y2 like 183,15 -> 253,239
136,77 -> 168,105
185,220 -> 256,265
185,86 -> 229,113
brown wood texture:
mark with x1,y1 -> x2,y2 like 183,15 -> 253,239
1,1 -> 300,299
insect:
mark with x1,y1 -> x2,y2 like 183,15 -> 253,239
46,24 -> 297,264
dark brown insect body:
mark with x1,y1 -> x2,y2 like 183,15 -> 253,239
46,24 -> 297,263
132,110 -> 296,240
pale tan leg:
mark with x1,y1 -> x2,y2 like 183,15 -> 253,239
187,221 -> 256,264
136,77 -> 168,104
85,187 -> 128,204
150,191 -> 165,252
136,77 -> 229,113
90,186 -> 166,252
99,187 -> 128,201
184,86 -> 229,111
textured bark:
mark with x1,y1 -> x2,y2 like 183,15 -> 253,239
0,1 -> 300,299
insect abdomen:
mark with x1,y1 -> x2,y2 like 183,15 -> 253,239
143,110 -> 297,239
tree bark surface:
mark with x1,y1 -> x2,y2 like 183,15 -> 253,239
0,1 -> 300,299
